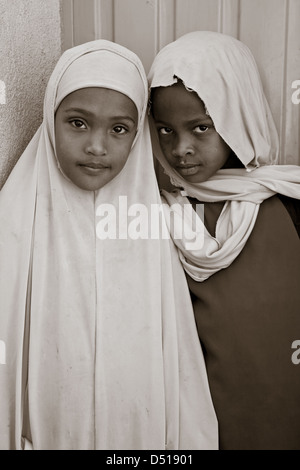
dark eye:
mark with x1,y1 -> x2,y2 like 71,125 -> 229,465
194,125 -> 208,134
70,119 -> 86,129
159,127 -> 173,135
113,126 -> 127,135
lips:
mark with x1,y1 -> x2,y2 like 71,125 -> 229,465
176,163 -> 198,169
78,161 -> 110,176
79,162 -> 109,170
176,163 -> 201,176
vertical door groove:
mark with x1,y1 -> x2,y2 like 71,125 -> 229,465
279,0 -> 289,163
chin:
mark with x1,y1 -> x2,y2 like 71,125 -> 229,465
184,174 -> 207,184
69,178 -> 103,192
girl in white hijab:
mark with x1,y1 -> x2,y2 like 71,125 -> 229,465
148,31 -> 300,450
0,39 -> 218,450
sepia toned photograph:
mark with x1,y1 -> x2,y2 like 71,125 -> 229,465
0,0 -> 299,453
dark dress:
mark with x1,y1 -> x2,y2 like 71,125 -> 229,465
187,195 -> 300,450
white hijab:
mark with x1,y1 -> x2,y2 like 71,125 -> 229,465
148,31 -> 300,281
0,40 -> 217,449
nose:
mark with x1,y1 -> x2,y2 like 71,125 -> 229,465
85,130 -> 107,156
171,134 -> 194,160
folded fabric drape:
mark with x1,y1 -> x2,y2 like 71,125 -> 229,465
0,39 -> 217,450
148,31 -> 300,280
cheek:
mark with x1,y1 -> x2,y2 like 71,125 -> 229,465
158,138 -> 171,156
114,140 -> 133,168
55,132 -> 80,165
55,140 -> 69,167
55,126 -> 69,162
209,136 -> 232,164
208,149 -> 228,170
54,137 -> 65,164
219,141 -> 232,164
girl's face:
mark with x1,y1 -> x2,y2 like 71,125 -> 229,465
55,87 -> 138,191
151,81 -> 232,183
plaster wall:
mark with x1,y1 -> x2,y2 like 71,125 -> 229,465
0,0 -> 62,187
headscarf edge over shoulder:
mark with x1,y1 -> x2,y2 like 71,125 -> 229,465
147,31 -> 300,281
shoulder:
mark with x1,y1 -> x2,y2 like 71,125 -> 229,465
276,194 -> 300,237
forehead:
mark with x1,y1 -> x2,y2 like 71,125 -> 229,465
151,82 -> 207,120
57,87 -> 138,119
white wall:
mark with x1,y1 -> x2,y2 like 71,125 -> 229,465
0,0 -> 62,187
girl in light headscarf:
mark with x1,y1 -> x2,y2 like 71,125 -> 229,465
0,39 -> 218,450
148,30 -> 300,450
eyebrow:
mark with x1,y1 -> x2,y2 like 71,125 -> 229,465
63,107 -> 137,124
154,116 -> 213,127
154,117 -> 213,126
187,116 -> 212,123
